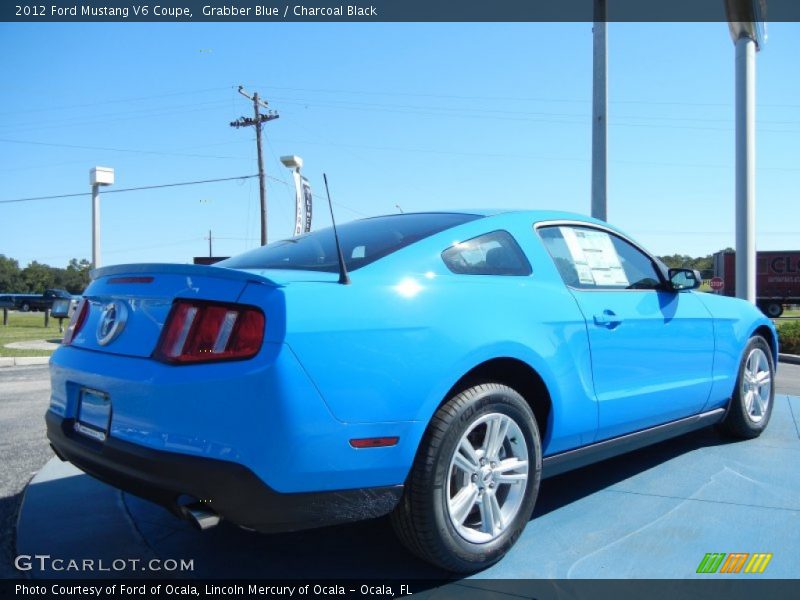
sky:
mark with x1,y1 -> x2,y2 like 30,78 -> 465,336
1,21 -> 799,268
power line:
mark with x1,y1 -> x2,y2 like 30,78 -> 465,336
266,136 -> 800,173
259,83 -> 800,109
276,100 -> 799,133
271,94 -> 800,126
0,86 -> 232,117
0,138 -> 249,160
0,174 -> 258,205
0,100 -> 236,137
105,237 -> 207,255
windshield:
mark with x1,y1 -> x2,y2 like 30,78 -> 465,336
219,213 -> 482,273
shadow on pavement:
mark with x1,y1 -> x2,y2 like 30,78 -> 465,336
119,425 -> 739,579
17,422 -> 757,581
534,425 -> 736,518
0,489 -> 25,578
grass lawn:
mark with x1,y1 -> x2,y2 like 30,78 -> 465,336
0,311 -> 65,357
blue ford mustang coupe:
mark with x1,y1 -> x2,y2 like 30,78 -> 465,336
47,210 -> 777,572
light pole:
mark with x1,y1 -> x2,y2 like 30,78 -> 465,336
89,166 -> 114,268
725,0 -> 765,304
280,155 -> 307,237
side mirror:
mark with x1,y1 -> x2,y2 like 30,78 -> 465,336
668,268 -> 702,291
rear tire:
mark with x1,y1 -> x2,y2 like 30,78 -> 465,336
20,302 -> 30,312
763,302 -> 783,319
718,336 -> 775,439
391,383 -> 541,573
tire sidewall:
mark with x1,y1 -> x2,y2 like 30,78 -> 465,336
428,385 -> 542,569
733,336 -> 775,434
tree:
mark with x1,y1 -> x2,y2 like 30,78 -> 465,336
63,258 -> 92,293
0,256 -> 92,293
658,249 -> 737,280
0,255 -> 23,293
22,261 -> 54,293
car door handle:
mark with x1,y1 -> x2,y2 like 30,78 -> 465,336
593,310 -> 622,328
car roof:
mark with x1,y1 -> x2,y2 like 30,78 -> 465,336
381,208 -> 605,225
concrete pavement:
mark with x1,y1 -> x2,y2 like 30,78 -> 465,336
13,392 -> 800,579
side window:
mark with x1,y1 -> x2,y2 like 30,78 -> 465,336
539,226 -> 662,290
609,235 -> 663,290
442,230 -> 532,276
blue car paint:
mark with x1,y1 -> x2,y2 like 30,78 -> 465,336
51,343 -> 418,493
567,287 -> 716,440
694,291 -> 779,412
48,210 -> 778,496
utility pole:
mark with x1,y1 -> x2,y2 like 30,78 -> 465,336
591,0 -> 608,222
230,86 -> 279,245
207,229 -> 212,258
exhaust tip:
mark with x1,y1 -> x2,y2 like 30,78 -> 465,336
180,503 -> 221,530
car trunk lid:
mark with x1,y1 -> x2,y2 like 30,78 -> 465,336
68,263 -> 277,358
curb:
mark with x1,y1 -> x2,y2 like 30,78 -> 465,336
0,357 -> 50,367
779,353 -> 800,366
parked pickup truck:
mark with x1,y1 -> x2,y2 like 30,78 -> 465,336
8,289 -> 73,312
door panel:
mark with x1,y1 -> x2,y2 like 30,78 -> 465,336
538,224 -> 714,440
572,289 -> 714,439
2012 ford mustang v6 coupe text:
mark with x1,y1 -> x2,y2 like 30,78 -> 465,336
47,210 -> 777,572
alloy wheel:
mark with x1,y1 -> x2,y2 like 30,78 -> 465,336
446,412 -> 529,544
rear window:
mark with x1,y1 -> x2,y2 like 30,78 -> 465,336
219,213 -> 482,273
441,230 -> 532,276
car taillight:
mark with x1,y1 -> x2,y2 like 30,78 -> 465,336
154,300 -> 265,364
62,299 -> 89,345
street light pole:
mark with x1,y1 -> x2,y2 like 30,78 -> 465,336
725,0 -> 765,305
92,183 -> 101,268
735,35 -> 757,303
89,167 -> 114,269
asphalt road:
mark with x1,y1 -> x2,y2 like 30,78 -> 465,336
0,365 -> 52,578
1,362 -> 799,578
777,359 -> 800,396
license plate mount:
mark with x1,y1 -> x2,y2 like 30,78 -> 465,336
75,388 -> 111,442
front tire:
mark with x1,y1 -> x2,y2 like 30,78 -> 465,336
391,383 -> 541,572
719,336 -> 775,439
20,302 -> 30,312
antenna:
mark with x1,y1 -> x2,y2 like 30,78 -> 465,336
323,173 -> 351,285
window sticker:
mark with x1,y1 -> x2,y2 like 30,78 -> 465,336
560,227 -> 629,287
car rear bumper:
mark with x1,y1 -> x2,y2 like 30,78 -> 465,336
49,344 -> 418,493
46,410 -> 403,533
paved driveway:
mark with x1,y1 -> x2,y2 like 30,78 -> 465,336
5,362 -> 800,580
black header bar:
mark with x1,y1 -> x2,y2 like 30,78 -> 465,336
4,0 -> 800,23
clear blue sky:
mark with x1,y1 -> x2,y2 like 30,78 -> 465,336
1,22 -> 799,268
